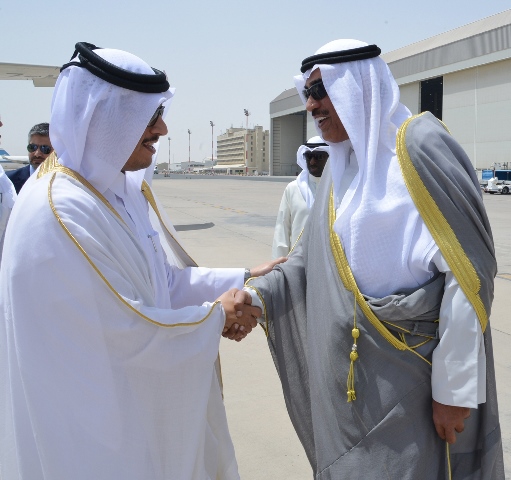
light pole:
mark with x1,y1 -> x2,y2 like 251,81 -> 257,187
187,129 -> 191,172
209,121 -> 215,174
167,137 -> 171,174
243,109 -> 250,175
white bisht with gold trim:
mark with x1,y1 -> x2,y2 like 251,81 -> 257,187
0,156 -> 242,480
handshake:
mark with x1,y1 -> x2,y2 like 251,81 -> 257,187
218,288 -> 261,342
216,256 -> 286,342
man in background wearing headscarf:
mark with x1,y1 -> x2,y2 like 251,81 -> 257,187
272,136 -> 329,258
0,43 -> 279,480
0,116 -> 16,260
242,40 -> 503,478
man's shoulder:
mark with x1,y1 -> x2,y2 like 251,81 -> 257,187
6,164 -> 29,179
286,178 -> 299,189
403,112 -> 450,149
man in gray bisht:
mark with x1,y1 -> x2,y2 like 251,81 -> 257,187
243,39 -> 504,478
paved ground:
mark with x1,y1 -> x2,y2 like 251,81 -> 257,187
152,176 -> 511,479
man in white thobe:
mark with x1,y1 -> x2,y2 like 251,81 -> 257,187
272,136 -> 329,258
0,42 -> 279,480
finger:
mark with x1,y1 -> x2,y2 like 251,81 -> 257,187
234,289 -> 251,308
445,427 -> 457,444
433,422 -> 446,441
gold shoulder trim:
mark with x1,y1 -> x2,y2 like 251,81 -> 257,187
38,154 -> 124,224
396,114 -> 488,332
48,172 -> 220,328
328,189 -> 430,364
141,180 -> 198,267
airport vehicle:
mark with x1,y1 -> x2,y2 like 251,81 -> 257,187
484,179 -> 510,194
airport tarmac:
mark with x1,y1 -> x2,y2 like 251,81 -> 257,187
151,175 -> 511,479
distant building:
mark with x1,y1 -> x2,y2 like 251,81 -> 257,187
216,126 -> 269,175
269,10 -> 511,173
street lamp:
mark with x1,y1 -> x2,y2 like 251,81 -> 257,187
187,129 -> 191,172
243,109 -> 250,175
209,121 -> 215,174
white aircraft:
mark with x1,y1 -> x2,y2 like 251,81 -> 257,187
0,62 -> 59,87
0,62 -> 58,162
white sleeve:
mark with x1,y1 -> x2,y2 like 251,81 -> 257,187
166,266 -> 244,310
431,250 -> 486,408
243,286 -> 265,324
272,188 -> 292,259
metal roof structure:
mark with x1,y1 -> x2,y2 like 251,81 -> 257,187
382,9 -> 511,84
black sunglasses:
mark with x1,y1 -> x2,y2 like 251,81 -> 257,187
303,80 -> 328,101
304,151 -> 329,162
148,105 -> 165,127
27,144 -> 53,155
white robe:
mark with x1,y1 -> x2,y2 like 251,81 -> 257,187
272,174 -> 320,259
0,169 -> 243,480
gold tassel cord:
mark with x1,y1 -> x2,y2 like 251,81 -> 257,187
346,300 -> 360,402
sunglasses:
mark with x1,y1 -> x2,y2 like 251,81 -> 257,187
304,151 -> 329,162
148,105 -> 165,127
303,80 -> 328,101
27,144 -> 53,155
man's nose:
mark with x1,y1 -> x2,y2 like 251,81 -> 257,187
305,95 -> 318,112
151,115 -> 168,135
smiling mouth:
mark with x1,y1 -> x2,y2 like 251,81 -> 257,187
142,138 -> 158,154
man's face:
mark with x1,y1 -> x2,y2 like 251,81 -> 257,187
122,112 -> 168,172
28,134 -> 53,168
304,69 -> 349,143
305,150 -> 328,177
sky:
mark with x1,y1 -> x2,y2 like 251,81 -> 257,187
1,0 -> 510,164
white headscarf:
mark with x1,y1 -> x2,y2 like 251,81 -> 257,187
295,39 -> 436,297
296,136 -> 329,208
50,48 -> 174,194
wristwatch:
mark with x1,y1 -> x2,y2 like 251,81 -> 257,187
244,268 -> 251,283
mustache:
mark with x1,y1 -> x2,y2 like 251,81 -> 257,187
312,108 -> 329,117
143,136 -> 160,144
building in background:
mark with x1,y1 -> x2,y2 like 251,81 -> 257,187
216,125 -> 269,175
269,10 -> 511,175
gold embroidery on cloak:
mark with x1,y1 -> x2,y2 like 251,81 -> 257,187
396,113 -> 488,332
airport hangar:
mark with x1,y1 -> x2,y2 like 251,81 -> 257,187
269,10 -> 511,176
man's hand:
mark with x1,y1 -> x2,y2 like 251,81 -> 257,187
432,399 -> 471,444
217,289 -> 261,341
249,257 -> 287,278
220,290 -> 261,342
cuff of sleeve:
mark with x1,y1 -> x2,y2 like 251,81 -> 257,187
431,357 -> 483,408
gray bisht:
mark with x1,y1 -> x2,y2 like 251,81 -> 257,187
248,113 -> 503,479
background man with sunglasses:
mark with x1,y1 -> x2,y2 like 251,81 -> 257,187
241,39 -> 503,478
6,122 -> 53,193
272,136 -> 329,258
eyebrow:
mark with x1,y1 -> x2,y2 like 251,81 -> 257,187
305,77 -> 323,89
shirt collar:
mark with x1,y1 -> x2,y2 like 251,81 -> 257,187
109,171 -> 128,199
